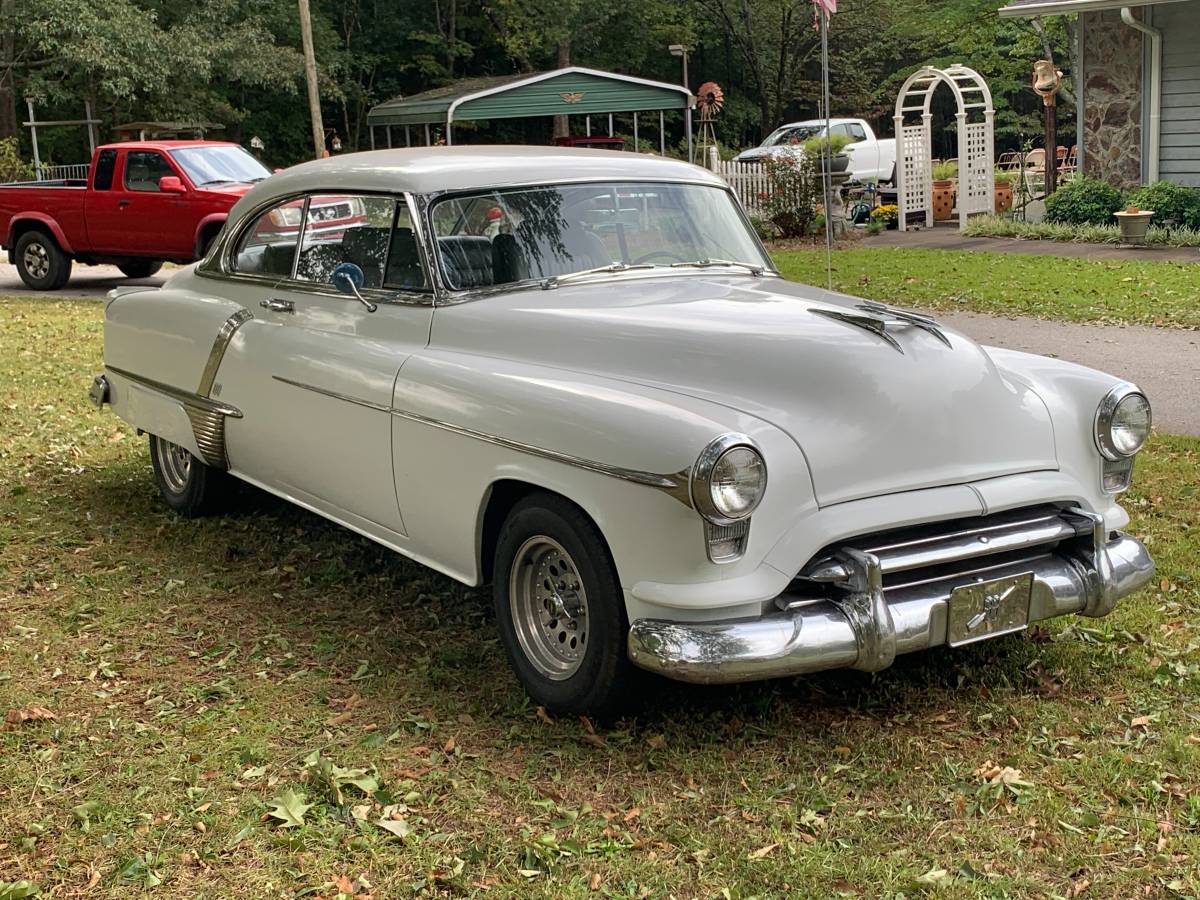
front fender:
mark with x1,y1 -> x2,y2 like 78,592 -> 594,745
389,350 -> 812,596
192,213 -> 227,256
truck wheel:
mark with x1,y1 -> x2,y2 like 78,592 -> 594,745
149,435 -> 230,517
15,230 -> 72,291
118,260 -> 163,279
493,492 -> 636,717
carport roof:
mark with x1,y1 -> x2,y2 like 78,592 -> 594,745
998,0 -> 1188,16
366,67 -> 693,127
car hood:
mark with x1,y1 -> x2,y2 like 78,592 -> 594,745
433,274 -> 1058,506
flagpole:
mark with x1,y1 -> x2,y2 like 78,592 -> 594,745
820,6 -> 833,292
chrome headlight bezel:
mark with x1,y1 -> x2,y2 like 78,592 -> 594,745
690,433 -> 767,526
1094,383 -> 1151,461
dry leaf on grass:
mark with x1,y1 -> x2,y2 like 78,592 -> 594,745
748,842 -> 780,860
4,706 -> 55,727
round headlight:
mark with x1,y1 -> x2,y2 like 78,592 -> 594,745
1095,385 -> 1151,460
692,435 -> 767,524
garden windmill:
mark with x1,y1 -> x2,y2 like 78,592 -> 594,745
695,81 -> 724,169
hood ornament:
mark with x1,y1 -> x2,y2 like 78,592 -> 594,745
809,301 -> 951,354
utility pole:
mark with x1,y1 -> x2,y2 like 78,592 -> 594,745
298,0 -> 324,159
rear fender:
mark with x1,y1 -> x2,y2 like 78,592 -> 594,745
7,213 -> 74,254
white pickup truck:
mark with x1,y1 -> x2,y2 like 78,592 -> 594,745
733,117 -> 897,184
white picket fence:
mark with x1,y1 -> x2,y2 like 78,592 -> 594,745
712,159 -> 770,217
37,163 -> 90,182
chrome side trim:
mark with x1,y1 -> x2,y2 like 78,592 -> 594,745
389,406 -> 694,506
627,531 -> 1155,684
271,375 -> 392,412
198,308 -> 253,396
106,366 -> 243,469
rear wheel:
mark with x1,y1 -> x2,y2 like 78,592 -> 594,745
118,259 -> 163,279
493,493 -> 635,717
15,230 -> 72,290
149,435 -> 230,517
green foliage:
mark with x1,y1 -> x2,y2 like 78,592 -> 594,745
931,160 -> 959,182
965,213 -> 1200,248
1126,181 -> 1200,229
762,151 -> 821,239
801,133 -> 852,160
1043,177 -> 1125,225
0,138 -> 33,183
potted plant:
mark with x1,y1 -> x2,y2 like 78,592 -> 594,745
994,169 -> 1017,214
802,134 -> 853,175
1113,205 -> 1155,245
870,203 -> 899,230
931,160 -> 958,221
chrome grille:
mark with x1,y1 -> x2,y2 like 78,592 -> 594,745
184,405 -> 229,469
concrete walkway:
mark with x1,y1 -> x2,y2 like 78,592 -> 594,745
864,226 -> 1200,263
937,310 -> 1200,436
0,262 -> 167,299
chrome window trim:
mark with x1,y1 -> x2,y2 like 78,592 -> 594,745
1093,382 -> 1150,461
689,432 -> 767,526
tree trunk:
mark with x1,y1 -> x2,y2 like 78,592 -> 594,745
552,38 -> 570,139
298,0 -> 325,159
0,0 -> 16,141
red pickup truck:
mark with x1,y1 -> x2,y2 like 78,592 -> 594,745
0,141 -> 270,290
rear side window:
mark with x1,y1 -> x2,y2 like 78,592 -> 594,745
231,199 -> 304,278
294,194 -> 428,292
93,150 -> 117,191
124,151 -> 174,192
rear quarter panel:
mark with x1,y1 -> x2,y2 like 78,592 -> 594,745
0,186 -> 88,252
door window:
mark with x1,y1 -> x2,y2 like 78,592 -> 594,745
846,122 -> 868,143
231,198 -> 305,277
93,150 -> 117,190
124,151 -> 175,192
294,195 -> 428,292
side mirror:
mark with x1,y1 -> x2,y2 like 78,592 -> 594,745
158,175 -> 185,194
331,262 -> 376,312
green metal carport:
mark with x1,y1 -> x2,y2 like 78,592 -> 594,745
366,66 -> 695,159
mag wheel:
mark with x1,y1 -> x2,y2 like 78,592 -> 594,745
15,230 -> 72,290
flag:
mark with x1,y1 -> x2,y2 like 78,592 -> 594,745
813,0 -> 836,16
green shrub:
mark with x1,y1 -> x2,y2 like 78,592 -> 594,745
762,151 -> 821,239
1043,177 -> 1124,225
0,138 -> 34,183
1126,180 -> 1200,229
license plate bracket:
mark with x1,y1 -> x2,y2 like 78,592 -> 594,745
947,572 -> 1033,647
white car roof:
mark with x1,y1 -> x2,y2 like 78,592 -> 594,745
774,118 -> 859,130
232,146 -> 725,218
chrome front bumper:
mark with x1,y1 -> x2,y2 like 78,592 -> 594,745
627,516 -> 1154,685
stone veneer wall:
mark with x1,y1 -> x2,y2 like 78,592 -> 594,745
1081,10 -> 1143,189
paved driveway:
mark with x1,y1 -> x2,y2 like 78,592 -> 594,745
0,262 -> 167,299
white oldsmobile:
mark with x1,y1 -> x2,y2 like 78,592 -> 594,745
92,147 -> 1154,715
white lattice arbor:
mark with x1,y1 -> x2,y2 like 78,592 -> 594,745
894,65 -> 995,232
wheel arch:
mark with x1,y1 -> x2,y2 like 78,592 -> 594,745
193,214 -> 227,259
8,214 -> 74,255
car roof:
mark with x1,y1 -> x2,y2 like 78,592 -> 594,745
230,146 -> 725,217
97,140 -> 242,152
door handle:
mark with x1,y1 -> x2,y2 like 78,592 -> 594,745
259,298 -> 294,313
118,199 -> 131,207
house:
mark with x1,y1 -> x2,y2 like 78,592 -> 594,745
999,0 -> 1199,189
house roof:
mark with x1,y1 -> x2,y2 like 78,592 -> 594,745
367,67 -> 692,127
999,0 -> 1190,16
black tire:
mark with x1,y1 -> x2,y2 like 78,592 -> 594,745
118,259 -> 163,279
14,229 -> 72,290
148,434 -> 230,517
493,493 -> 636,717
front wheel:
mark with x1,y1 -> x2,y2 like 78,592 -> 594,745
15,230 -> 72,290
118,259 -> 163,279
493,493 -> 635,717
149,435 -> 230,517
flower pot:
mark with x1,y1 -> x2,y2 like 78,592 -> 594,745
817,154 -> 851,175
994,182 -> 1013,214
932,179 -> 955,221
1113,209 -> 1154,245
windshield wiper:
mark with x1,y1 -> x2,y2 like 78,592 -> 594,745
670,258 -> 765,276
540,262 -> 656,290
197,178 -> 240,187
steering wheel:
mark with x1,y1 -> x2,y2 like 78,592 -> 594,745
631,250 -> 689,265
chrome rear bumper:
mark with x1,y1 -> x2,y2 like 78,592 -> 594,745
627,515 -> 1154,685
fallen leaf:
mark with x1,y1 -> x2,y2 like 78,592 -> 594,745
748,842 -> 779,860
535,707 -> 553,725
4,706 -> 55,727
581,732 -> 606,749
0,881 -> 40,899
645,734 -> 667,751
1130,715 -> 1151,728
443,736 -> 456,755
375,817 -> 413,840
265,789 -> 312,828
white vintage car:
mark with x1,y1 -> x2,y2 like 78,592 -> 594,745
91,147 -> 1155,715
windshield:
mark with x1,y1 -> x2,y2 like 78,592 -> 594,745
170,145 -> 270,187
762,124 -> 823,148
429,181 -> 770,291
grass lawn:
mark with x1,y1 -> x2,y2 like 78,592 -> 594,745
2,297 -> 1199,898
771,247 -> 1200,330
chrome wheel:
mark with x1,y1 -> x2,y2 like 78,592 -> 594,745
509,535 -> 590,680
22,241 -> 50,280
153,438 -> 193,495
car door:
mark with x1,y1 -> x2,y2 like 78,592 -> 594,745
218,192 -> 433,539
109,149 -> 196,256
80,148 -> 121,252
839,122 -> 878,180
